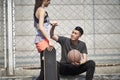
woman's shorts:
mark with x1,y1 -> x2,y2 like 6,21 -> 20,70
35,39 -> 49,53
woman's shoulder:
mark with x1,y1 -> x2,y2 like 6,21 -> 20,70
37,7 -> 45,13
35,7 -> 46,18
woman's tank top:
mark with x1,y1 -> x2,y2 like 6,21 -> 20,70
34,11 -> 51,43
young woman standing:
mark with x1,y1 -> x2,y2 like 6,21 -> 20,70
34,0 -> 57,80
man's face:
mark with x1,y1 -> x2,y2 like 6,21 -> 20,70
70,29 -> 81,41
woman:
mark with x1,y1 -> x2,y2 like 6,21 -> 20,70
34,0 -> 57,80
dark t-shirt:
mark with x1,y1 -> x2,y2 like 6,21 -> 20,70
57,36 -> 88,63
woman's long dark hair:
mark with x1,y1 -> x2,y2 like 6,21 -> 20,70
34,0 -> 44,15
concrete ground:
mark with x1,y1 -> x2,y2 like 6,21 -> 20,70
0,74 -> 120,80
0,65 -> 120,80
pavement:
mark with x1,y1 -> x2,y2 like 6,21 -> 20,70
0,65 -> 120,80
0,74 -> 120,80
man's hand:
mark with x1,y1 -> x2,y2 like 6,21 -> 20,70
50,21 -> 58,27
71,61 -> 81,65
71,60 -> 86,65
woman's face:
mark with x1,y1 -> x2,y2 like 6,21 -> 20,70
43,0 -> 51,7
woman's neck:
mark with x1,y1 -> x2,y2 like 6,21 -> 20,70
41,4 -> 46,8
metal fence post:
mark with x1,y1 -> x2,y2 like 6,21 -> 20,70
3,0 -> 7,69
6,0 -> 14,75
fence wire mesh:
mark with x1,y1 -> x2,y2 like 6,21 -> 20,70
0,0 -> 120,68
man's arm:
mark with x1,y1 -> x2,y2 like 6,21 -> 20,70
50,25 -> 59,42
80,42 -> 88,64
73,53 -> 87,65
81,53 -> 87,64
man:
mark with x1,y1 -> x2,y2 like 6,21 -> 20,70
50,26 -> 95,80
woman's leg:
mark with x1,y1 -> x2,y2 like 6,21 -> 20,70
36,52 -> 44,80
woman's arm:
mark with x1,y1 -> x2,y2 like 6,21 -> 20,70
36,8 -> 51,43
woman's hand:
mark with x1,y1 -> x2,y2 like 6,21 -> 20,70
47,40 -> 54,51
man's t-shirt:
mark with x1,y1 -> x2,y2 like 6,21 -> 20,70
57,36 -> 88,63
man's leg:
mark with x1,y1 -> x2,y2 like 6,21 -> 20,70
57,60 -> 95,80
85,60 -> 95,80
78,60 -> 96,80
58,62 -> 82,76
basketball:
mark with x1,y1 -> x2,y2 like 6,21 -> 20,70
67,49 -> 82,64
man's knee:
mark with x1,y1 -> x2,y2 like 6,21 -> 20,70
87,60 -> 96,68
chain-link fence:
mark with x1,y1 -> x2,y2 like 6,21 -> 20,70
14,0 -> 39,67
0,0 -> 5,68
0,0 -> 120,70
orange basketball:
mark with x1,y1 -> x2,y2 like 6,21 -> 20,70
67,49 -> 82,64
